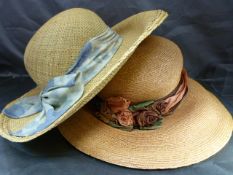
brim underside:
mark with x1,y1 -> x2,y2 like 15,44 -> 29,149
0,10 -> 168,142
58,78 -> 233,169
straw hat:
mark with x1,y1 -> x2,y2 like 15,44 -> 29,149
0,8 -> 168,142
58,35 -> 233,169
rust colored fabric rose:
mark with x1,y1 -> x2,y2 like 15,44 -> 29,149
116,110 -> 134,126
136,110 -> 161,127
100,102 -> 117,122
100,102 -> 112,115
151,101 -> 168,115
106,96 -> 131,113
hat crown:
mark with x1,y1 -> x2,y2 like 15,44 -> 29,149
99,36 -> 183,103
24,8 -> 107,86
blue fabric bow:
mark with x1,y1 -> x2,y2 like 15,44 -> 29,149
2,28 -> 122,137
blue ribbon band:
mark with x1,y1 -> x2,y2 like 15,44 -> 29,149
2,27 -> 122,137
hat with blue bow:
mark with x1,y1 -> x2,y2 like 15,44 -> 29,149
0,8 -> 168,142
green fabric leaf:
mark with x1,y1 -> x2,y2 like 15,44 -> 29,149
129,100 -> 154,112
110,122 -> 133,131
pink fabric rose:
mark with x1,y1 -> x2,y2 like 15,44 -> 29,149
136,110 -> 161,127
106,96 -> 131,113
116,110 -> 134,127
100,102 -> 117,122
151,101 -> 168,115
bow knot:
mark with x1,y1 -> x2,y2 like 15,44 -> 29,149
2,28 -> 122,137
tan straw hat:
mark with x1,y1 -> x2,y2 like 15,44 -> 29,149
0,8 -> 168,142
58,35 -> 233,169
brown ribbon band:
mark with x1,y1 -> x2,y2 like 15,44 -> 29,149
96,69 -> 188,130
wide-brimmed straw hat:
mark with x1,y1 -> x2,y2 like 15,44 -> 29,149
58,35 -> 233,169
0,8 -> 168,142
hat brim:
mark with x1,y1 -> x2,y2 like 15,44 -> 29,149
58,78 -> 233,169
0,10 -> 168,142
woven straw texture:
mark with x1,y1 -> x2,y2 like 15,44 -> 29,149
99,36 -> 183,102
58,36 -> 233,169
0,8 -> 168,142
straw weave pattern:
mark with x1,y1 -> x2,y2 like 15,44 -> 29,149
59,36 -> 233,169
0,8 -> 168,142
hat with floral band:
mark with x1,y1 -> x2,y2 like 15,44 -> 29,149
58,35 -> 233,169
0,8 -> 168,142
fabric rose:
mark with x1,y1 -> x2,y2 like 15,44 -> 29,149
136,110 -> 161,127
106,96 -> 131,113
151,101 -> 169,115
99,102 -> 117,122
100,102 -> 112,115
116,110 -> 134,126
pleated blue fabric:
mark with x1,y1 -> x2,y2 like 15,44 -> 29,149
2,27 -> 122,137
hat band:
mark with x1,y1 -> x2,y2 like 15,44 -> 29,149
2,27 -> 122,137
96,69 -> 188,131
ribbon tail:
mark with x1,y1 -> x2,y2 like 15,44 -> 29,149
10,110 -> 47,136
2,96 -> 42,119
10,81 -> 85,137
163,69 -> 188,113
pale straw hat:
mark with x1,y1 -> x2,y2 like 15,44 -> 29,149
0,8 -> 168,142
58,35 -> 233,169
